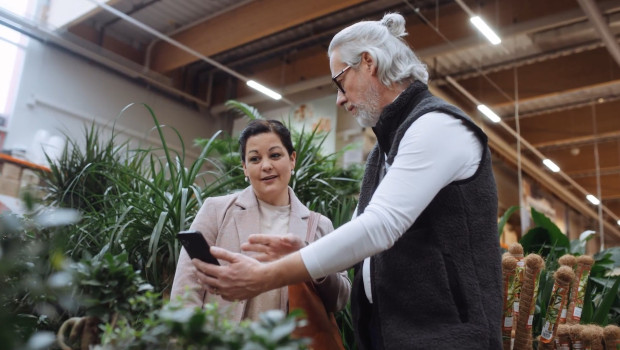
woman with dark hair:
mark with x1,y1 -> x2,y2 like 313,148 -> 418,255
170,119 -> 350,324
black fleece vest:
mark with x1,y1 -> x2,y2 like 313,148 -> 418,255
352,82 -> 503,350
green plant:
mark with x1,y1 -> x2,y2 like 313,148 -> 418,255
41,103 -> 245,292
499,206 -> 620,343
0,193 -> 81,350
1,195 -> 308,350
71,249 -> 154,322
95,304 -> 308,350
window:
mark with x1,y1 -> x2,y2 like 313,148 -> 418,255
0,0 -> 30,148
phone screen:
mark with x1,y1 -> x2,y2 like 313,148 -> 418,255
177,230 -> 220,265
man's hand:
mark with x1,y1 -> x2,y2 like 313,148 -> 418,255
192,247 -> 270,301
241,234 -> 304,262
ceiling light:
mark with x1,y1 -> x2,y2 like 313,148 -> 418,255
617,219 -> 620,226
542,159 -> 560,172
247,80 -> 282,100
470,16 -> 502,45
477,104 -> 501,123
586,194 -> 600,205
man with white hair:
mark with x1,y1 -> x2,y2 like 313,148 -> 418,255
194,13 -> 503,349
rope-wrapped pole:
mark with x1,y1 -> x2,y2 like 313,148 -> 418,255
539,266 -> 575,345
558,254 -> 576,324
567,255 -> 594,324
603,325 -> 620,350
502,253 -> 518,350
513,254 -> 544,350
569,324 -> 584,350
556,324 -> 571,350
581,324 -> 604,350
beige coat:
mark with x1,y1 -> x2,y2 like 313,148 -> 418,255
170,186 -> 351,323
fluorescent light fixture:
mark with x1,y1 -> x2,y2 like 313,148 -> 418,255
470,16 -> 501,45
247,80 -> 282,100
586,194 -> 600,205
542,159 -> 560,173
477,104 -> 501,123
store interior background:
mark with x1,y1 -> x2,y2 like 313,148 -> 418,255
0,0 -> 619,253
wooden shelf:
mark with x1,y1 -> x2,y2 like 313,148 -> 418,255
0,153 -> 50,173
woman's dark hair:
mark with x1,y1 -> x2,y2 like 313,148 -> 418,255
239,119 -> 295,162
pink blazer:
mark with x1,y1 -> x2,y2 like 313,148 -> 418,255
170,186 -> 351,323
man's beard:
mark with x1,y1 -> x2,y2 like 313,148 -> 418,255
353,83 -> 382,127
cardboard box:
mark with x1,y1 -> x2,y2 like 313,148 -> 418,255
1,162 -> 22,180
0,178 -> 20,198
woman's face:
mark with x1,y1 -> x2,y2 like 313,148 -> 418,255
243,131 -> 296,206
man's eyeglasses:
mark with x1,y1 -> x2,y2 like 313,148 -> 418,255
332,66 -> 351,94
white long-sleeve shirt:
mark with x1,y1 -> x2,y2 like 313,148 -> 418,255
299,111 -> 483,302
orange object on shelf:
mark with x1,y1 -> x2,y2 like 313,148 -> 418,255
0,153 -> 50,173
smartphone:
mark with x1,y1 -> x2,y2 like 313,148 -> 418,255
176,230 -> 220,265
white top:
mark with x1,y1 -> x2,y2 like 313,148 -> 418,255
299,112 -> 483,302
244,199 -> 291,319
257,198 -> 291,237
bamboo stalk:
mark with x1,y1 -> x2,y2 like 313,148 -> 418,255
513,254 -> 544,350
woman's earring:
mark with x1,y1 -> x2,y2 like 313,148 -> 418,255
291,170 -> 295,176
245,176 -> 249,183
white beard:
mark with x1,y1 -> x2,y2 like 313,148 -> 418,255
353,83 -> 382,127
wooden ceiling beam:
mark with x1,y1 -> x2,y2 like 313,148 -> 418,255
574,174 -> 620,199
68,23 -> 144,64
149,0 -> 369,73
456,47 -> 620,106
566,165 -> 620,178
532,130 -> 620,150
537,141 -> 619,170
202,0 -> 598,103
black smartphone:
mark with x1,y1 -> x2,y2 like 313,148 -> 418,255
177,230 -> 220,265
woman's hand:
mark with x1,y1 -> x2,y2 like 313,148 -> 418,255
194,246 -> 312,301
241,234 -> 304,262
192,247 -> 269,301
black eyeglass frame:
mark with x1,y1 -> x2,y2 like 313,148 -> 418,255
331,66 -> 351,94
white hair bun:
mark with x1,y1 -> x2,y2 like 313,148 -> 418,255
381,13 -> 408,38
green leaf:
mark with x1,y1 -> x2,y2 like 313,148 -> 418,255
498,205 -> 519,237
581,280 -> 594,323
519,227 -> 551,254
592,276 -> 620,326
595,247 -> 620,268
225,100 -> 263,120
530,207 -> 569,249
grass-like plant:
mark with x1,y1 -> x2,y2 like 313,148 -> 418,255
40,103 -> 243,292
